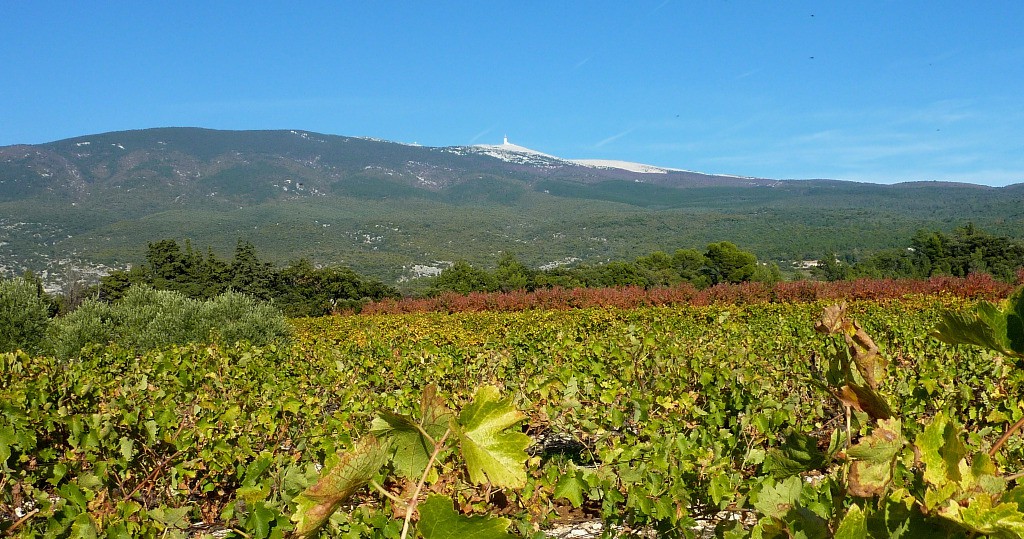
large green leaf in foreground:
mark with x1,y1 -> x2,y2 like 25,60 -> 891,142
932,287 -> 1024,358
416,495 -> 518,539
370,385 -> 454,481
456,385 -> 532,488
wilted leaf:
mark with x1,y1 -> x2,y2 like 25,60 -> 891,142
814,305 -> 893,420
456,385 -> 531,488
847,418 -> 902,497
847,321 -> 886,389
291,436 -> 390,538
838,384 -> 893,421
416,495 -> 518,539
815,304 -> 849,335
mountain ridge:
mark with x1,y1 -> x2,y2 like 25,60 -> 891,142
1,127 -> 1022,290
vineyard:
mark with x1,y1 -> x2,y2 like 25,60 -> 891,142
3,294 -> 1024,537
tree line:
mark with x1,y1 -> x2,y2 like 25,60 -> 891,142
428,241 -> 782,296
10,224 -> 1022,321
97,239 -> 400,317
815,224 -> 1024,282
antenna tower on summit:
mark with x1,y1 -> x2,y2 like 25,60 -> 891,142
503,134 -> 509,145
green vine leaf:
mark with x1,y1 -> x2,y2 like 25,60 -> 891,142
933,304 -> 1009,354
833,504 -> 867,539
554,466 -> 586,508
751,476 -> 803,520
416,495 -> 518,539
932,287 -> 1024,358
940,493 -> 1024,537
915,413 -> 967,489
371,410 -> 435,481
1008,289 -> 1024,353
419,383 -> 455,442
763,432 -> 826,478
291,436 -> 391,538
456,385 -> 531,488
370,384 -> 454,481
969,453 -> 1007,496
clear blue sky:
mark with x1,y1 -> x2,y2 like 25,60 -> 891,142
3,2 -> 1023,185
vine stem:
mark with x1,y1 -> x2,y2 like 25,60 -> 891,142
845,405 -> 852,449
989,415 -> 1024,458
400,428 -> 451,539
126,449 -> 183,502
370,479 -> 404,506
6,508 -> 39,535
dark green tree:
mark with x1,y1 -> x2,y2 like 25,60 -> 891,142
0,276 -> 52,354
815,253 -> 853,282
672,248 -> 710,287
98,266 -> 150,302
534,268 -> 586,289
494,253 -> 535,292
751,261 -> 783,284
230,240 -> 274,299
429,261 -> 498,296
272,259 -> 399,316
146,239 -> 187,285
636,251 -> 680,287
584,261 -> 650,288
198,246 -> 231,298
704,242 -> 757,285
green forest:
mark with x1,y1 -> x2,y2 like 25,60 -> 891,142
73,224 -> 1024,314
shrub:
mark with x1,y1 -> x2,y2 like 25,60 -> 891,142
113,286 -> 201,351
197,290 -> 292,345
48,285 -> 291,359
47,299 -> 114,360
0,277 -> 51,353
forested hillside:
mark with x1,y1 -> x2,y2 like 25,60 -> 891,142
2,129 -> 1023,290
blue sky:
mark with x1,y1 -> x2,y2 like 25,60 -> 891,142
3,2 -> 1023,185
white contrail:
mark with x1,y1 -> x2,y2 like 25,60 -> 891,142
595,128 -> 636,148
469,126 -> 495,144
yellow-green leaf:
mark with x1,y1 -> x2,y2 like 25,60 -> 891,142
833,505 -> 867,539
456,385 -> 531,488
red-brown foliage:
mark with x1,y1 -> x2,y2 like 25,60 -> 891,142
353,273 -> 1018,316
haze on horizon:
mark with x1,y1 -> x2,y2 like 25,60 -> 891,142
2,1 -> 1023,186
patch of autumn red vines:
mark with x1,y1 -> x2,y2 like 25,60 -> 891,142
349,272 -> 1022,315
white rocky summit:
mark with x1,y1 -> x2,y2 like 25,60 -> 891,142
457,136 -> 686,175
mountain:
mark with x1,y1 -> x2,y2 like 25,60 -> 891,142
1,127 -> 1022,290
0,128 -> 775,204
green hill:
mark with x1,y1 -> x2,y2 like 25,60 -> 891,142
1,128 -> 1022,288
